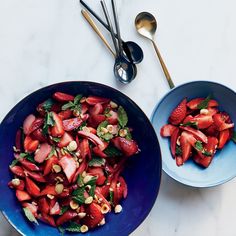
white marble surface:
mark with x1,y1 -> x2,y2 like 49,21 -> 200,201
0,0 -> 236,235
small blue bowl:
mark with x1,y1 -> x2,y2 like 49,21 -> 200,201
151,81 -> 236,188
0,81 -> 162,236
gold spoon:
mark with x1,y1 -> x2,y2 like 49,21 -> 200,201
81,9 -> 115,57
135,12 -> 175,89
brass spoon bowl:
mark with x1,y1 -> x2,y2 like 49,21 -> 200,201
135,12 -> 175,89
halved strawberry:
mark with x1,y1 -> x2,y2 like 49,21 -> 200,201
22,202 -> 38,217
119,176 -> 128,198
44,155 -> 58,176
190,114 -> 214,129
79,139 -> 91,160
31,128 -> 47,142
82,203 -> 104,228
106,110 -> 118,125
93,146 -> 107,159
49,201 -> 60,215
23,114 -> 36,135
187,98 -> 218,110
193,154 -> 213,168
205,124 -> 219,137
8,179 -> 25,190
86,96 -> 110,105
170,128 -> 180,157
24,136 -> 39,153
57,132 -> 73,148
168,98 -> 187,125
183,115 -> 193,124
207,107 -> 219,116
58,109 -> 73,120
9,165 -> 25,177
213,113 -> 234,131
40,185 -> 57,196
38,197 -> 50,214
56,210 -> 78,226
59,155 -> 77,183
176,156 -> 183,166
53,92 -> 74,102
204,136 -> 218,154
160,124 -> 177,137
180,126 -> 208,143
218,129 -> 230,149
62,117 -> 83,131
81,103 -> 89,114
16,190 -> 31,201
25,177 -> 40,197
34,143 -> 52,163
180,131 -> 197,147
39,213 -> 56,227
28,118 -> 44,134
19,158 -> 40,172
88,167 -> 106,185
51,112 -> 65,137
15,129 -> 22,151
180,133 -> 192,162
95,188 -> 111,210
90,103 -> 104,115
24,170 -> 46,183
89,115 -> 106,128
72,160 -> 88,183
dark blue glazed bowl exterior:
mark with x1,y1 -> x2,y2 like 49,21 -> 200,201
152,81 -> 236,187
0,81 -> 162,236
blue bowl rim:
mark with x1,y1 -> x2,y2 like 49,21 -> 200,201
151,80 -> 236,188
0,80 -> 162,235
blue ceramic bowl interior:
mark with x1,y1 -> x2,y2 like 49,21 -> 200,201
152,81 -> 236,187
0,81 -> 161,236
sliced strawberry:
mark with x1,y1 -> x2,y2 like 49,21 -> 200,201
38,197 -> 50,214
168,98 -> 187,125
34,143 -> 52,163
180,133 -> 192,162
95,188 -> 111,210
205,124 -> 219,137
58,109 -> 73,120
56,210 -> 78,226
8,179 -> 25,190
180,131 -> 197,147
24,170 -> 46,183
213,113 -> 234,131
23,114 -> 36,135
62,117 -> 83,131
28,118 -> 44,134
193,154 -> 213,168
24,136 -> 39,153
53,92 -> 74,102
176,156 -> 183,166
90,103 -> 104,115
72,160 -> 87,183
40,185 -> 57,196
59,155 -> 77,183
180,126 -> 208,143
207,107 -> 219,116
44,155 -> 58,176
19,158 -> 40,172
86,96 -> 110,105
31,128 -> 47,142
25,177 -> 40,197
78,131 -> 105,150
40,213 -> 56,227
81,103 -> 89,114
82,203 -> 104,228
204,137 -> 218,154
87,127 -> 97,134
170,128 -> 180,157
106,110 -> 118,125
79,139 -> 90,160
22,202 -> 38,217
57,132 -> 74,148
88,167 -> 106,185
187,98 -> 218,110
119,176 -> 128,198
49,201 -> 60,215
218,129 -> 230,149
16,190 -> 31,201
160,124 -> 177,137
93,146 -> 107,159
51,112 -> 65,137
89,115 -> 106,128
183,115 -> 193,124
15,129 -> 22,151
190,114 -> 214,129
9,165 -> 25,178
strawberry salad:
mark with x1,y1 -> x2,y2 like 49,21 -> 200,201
161,95 -> 236,167
8,92 -> 139,233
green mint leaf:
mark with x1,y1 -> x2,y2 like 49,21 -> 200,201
73,104 -> 81,114
42,112 -> 55,135
124,127 -> 132,140
42,98 -> 54,111
195,141 -> 203,151
197,95 -> 212,109
104,145 -> 122,157
51,137 -> 61,143
77,174 -> 84,187
109,190 -> 114,206
89,184 -> 96,197
117,106 -> 128,128
175,146 -> 182,156
60,206 -> 69,215
58,226 -> 65,234
88,157 -> 106,167
65,222 -> 81,232
102,133 -> 113,141
61,101 -> 75,111
23,207 -> 38,225
202,150 -> 212,156
180,121 -> 198,129
104,108 -> 112,117
9,159 -> 19,168
85,176 -> 97,186
97,121 -> 109,137
74,94 -> 83,105
232,131 -> 236,143
72,187 -> 86,204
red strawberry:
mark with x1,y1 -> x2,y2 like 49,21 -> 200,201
49,201 -> 60,215
40,213 -> 56,227
176,156 -> 183,166
187,98 -> 218,110
79,139 -> 91,160
53,92 -> 74,102
95,188 -> 111,210
86,96 -> 110,105
25,177 -> 40,197
34,143 -> 52,163
16,190 -> 31,201
19,158 -> 40,172
23,114 -> 36,135
213,113 -> 234,131
170,128 -> 180,157
205,124 -> 219,137
92,146 -> 107,159
40,185 -> 57,196
180,131 -> 197,147
204,137 -> 218,154
218,129 -> 230,149
180,133 -> 192,162
44,155 -> 58,176
62,117 -> 83,131
24,170 -> 46,183
51,112 -> 65,137
207,107 -> 219,116
22,202 -> 38,217
31,128 -> 47,142
89,115 -> 106,128
160,124 -> 177,137
56,210 -> 78,226
106,110 -> 118,125
81,103 -> 89,114
24,136 -> 39,153
112,137 -> 139,157
38,197 -> 50,214
193,154 -> 213,168
28,118 -> 44,134
180,126 -> 208,143
88,167 -> 106,185
90,103 -> 104,115
8,179 -> 25,190
190,114 -> 214,129
119,176 -> 128,198
82,203 -> 104,228
58,109 -> 73,120
169,98 -> 187,125
72,160 -> 87,183
57,132 -> 74,148
183,115 -> 193,124
15,129 -> 22,151
59,155 -> 77,183
9,165 -> 25,178
78,131 -> 105,150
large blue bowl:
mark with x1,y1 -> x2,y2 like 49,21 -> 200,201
152,81 -> 236,187
0,81 -> 162,236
